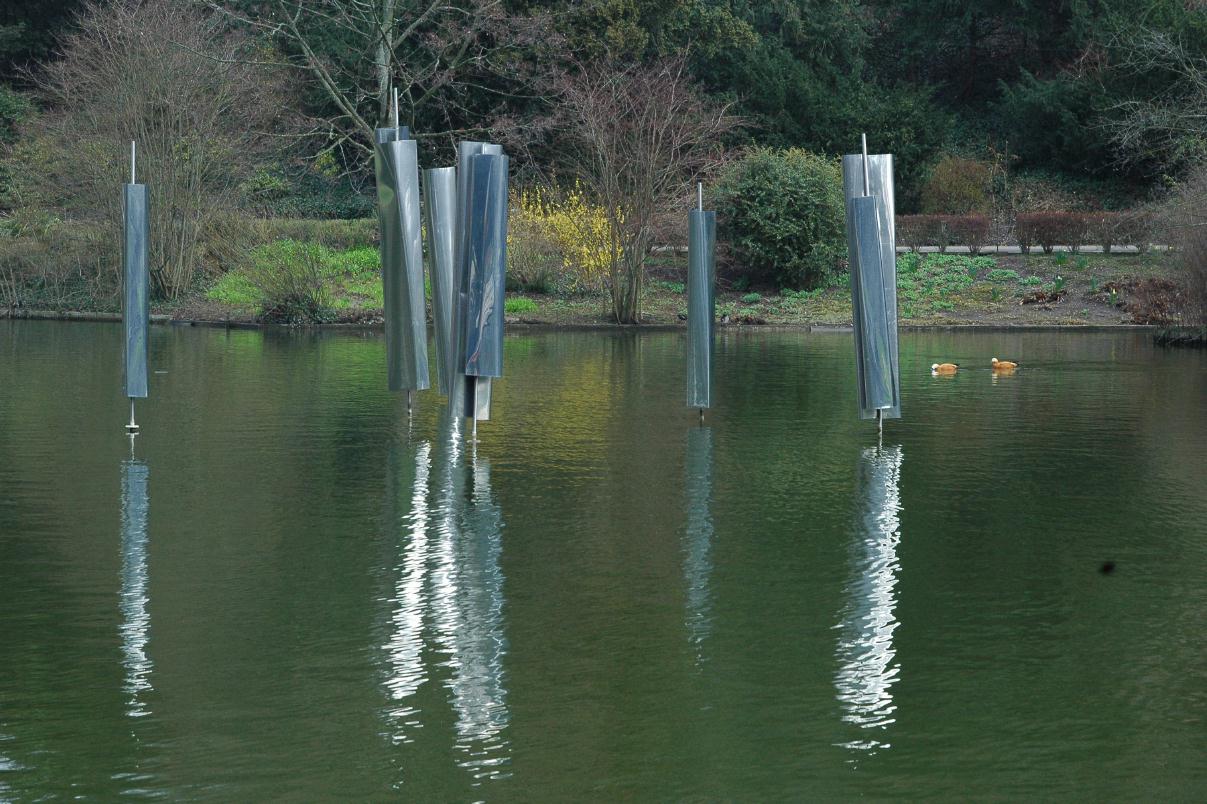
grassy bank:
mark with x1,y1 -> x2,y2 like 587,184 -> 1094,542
1,220 -> 1189,328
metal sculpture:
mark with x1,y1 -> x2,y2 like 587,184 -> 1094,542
424,167 -> 458,397
374,92 -> 429,407
843,134 -> 901,433
123,141 -> 149,433
687,183 -> 716,417
450,142 -> 508,436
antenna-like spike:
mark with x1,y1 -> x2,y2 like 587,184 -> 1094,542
697,182 -> 703,212
130,140 -> 136,184
861,132 -> 870,197
392,86 -> 399,136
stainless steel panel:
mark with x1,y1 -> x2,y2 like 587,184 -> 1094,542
686,210 -> 716,409
123,183 -> 149,399
461,153 -> 508,379
847,196 -> 896,412
842,153 -> 901,420
424,167 -> 458,397
451,142 -> 504,418
375,136 -> 430,392
375,126 -> 411,144
472,376 -> 492,421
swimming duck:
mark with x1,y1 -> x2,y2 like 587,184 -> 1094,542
991,357 -> 1019,370
931,363 -> 959,375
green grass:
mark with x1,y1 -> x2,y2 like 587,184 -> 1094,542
505,296 -> 538,314
206,240 -> 386,314
896,253 -> 985,314
206,271 -> 260,306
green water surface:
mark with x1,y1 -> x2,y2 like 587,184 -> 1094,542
1,321 -> 1205,799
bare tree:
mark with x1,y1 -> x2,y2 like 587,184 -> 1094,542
1103,26 -> 1207,174
1162,167 -> 1207,326
209,0 -> 559,167
11,0 -> 286,298
556,57 -> 737,324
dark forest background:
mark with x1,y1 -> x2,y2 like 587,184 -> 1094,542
3,0 -> 1203,216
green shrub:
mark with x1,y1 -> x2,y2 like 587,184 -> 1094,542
920,156 -> 991,214
741,292 -> 762,304
895,254 -> 983,313
716,148 -> 846,289
1019,276 -> 1043,286
241,239 -> 335,325
337,245 -> 381,278
251,218 -> 377,251
986,269 -> 1020,282
655,280 -> 685,294
505,296 -> 538,315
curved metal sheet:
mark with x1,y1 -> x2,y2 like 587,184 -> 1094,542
123,183 -> 149,399
375,137 -> 430,392
375,126 -> 411,144
424,167 -> 458,397
461,153 -> 508,379
847,196 -> 895,411
842,154 -> 900,419
451,142 -> 505,418
686,210 -> 716,409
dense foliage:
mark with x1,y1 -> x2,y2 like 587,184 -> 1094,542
715,148 -> 846,289
2,0 -> 1205,212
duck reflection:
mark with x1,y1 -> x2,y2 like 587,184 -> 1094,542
119,456 -> 152,718
380,413 -> 510,781
683,427 -> 714,664
834,445 -> 903,754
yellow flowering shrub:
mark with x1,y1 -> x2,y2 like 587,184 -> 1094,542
510,183 -> 616,293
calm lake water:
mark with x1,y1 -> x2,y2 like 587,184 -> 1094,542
1,321 -> 1205,800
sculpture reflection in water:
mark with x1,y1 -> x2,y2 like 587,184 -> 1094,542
119,455 -> 153,718
382,440 -> 432,735
683,427 -> 714,664
381,413 -> 510,781
834,445 -> 903,754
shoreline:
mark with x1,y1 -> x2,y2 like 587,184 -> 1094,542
0,307 -> 1162,333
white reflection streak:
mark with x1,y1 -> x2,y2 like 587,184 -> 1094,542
430,422 -> 511,781
683,427 -> 714,663
119,459 -> 152,718
0,731 -> 20,797
383,441 -> 432,741
834,446 -> 903,753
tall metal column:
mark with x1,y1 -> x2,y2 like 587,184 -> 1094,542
842,136 -> 901,425
123,141 -> 149,433
687,184 -> 716,413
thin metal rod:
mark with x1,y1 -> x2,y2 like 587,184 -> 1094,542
392,87 -> 399,136
697,182 -> 703,212
876,408 -> 883,437
126,399 -> 138,432
407,389 -> 413,414
861,133 -> 870,197
472,416 -> 478,443
130,140 -> 136,184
